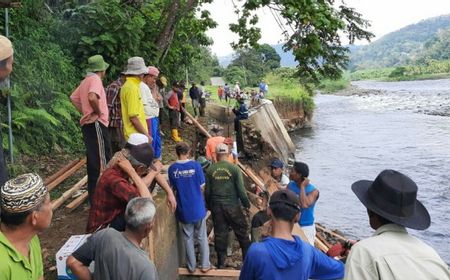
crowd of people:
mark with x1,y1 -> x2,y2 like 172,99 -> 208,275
1,37 -> 450,280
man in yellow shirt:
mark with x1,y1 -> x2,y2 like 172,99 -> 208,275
0,173 -> 53,280
121,57 -> 151,141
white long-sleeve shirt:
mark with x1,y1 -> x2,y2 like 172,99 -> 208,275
345,223 -> 450,280
140,82 -> 159,118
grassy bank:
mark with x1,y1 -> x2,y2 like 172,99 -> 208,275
350,59 -> 450,82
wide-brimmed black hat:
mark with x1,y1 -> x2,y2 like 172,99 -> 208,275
351,169 -> 430,230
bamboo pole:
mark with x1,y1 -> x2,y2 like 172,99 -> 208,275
315,224 -> 347,242
44,159 -> 79,185
66,191 -> 88,212
314,237 -> 330,253
47,159 -> 87,191
178,268 -> 240,277
182,108 -> 211,138
51,176 -> 87,210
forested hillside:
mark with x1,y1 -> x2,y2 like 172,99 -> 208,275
349,14 -> 450,70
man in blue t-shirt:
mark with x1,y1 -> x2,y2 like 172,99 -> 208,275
287,161 -> 319,245
168,142 -> 211,273
240,189 -> 344,280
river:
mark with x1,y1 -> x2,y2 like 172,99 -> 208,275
291,78 -> 450,263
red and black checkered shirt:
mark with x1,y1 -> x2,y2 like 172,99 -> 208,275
106,78 -> 124,128
86,166 -> 139,233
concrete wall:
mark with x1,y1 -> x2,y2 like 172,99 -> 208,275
143,191 -> 181,280
247,100 -> 296,163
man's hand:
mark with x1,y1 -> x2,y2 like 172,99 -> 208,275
166,193 -> 177,212
300,178 -> 310,189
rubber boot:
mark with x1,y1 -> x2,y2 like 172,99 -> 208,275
217,252 -> 226,269
171,129 -> 183,142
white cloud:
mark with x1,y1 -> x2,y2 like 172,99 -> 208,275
202,0 -> 450,56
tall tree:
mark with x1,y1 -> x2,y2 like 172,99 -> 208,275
230,0 -> 374,87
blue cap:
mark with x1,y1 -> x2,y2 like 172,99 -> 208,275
270,159 -> 284,169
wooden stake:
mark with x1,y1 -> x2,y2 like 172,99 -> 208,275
182,108 -> 212,138
178,268 -> 240,277
51,176 -> 87,210
47,159 -> 87,191
44,159 -> 79,185
314,237 -> 330,253
66,191 -> 88,212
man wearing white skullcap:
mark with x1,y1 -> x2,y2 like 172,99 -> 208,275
0,173 -> 53,280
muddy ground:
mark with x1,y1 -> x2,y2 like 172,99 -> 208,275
34,108 -> 245,279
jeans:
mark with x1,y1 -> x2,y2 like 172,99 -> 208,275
180,218 -> 211,272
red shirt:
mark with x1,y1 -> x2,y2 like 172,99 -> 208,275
167,90 -> 179,110
86,166 -> 140,233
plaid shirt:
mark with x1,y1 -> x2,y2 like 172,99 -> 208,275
86,166 -> 139,233
106,78 -> 124,128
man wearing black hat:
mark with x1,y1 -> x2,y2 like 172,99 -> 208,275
240,189 -> 344,279
86,134 -> 163,233
346,170 -> 450,280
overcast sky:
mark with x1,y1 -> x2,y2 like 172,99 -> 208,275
203,0 -> 450,57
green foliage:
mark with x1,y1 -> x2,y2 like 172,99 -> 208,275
264,68 -> 314,115
225,44 -> 281,86
0,0 -> 217,156
230,0 -> 373,87
349,15 -> 450,70
388,67 -> 407,78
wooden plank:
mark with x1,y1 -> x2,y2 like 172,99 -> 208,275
316,224 -> 347,242
47,159 -> 87,191
44,159 -> 79,185
51,176 -> 87,210
178,268 -> 240,277
314,236 -> 330,253
237,162 -> 266,192
66,191 -> 88,212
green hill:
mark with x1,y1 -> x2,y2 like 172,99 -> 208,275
349,14 -> 450,70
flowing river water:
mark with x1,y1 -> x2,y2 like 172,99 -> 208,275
291,79 -> 450,263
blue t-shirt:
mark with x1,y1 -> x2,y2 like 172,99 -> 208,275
240,236 -> 344,280
287,181 -> 316,226
168,160 -> 206,223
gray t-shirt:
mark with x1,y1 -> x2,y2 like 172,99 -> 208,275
72,228 -> 158,280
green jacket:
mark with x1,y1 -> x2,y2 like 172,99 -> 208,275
205,160 -> 250,208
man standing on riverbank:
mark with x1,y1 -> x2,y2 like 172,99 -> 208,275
70,55 -> 111,202
205,143 -> 251,267
240,189 -> 344,279
345,169 -> 450,280
270,158 -> 290,189
0,35 -> 14,186
287,161 -> 319,245
106,73 -> 126,154
168,142 -> 211,273
120,57 -> 151,142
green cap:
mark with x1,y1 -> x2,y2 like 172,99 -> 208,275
86,54 -> 109,73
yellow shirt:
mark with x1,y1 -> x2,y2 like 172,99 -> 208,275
0,233 -> 44,280
121,77 -> 148,140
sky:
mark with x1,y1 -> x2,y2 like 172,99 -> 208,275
203,0 -> 450,57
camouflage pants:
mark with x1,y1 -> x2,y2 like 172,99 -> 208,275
211,204 -> 250,261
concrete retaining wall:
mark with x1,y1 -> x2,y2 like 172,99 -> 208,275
247,100 -> 296,163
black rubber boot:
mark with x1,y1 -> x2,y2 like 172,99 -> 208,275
217,252 -> 226,269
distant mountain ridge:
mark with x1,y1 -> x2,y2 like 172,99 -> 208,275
349,14 -> 450,70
